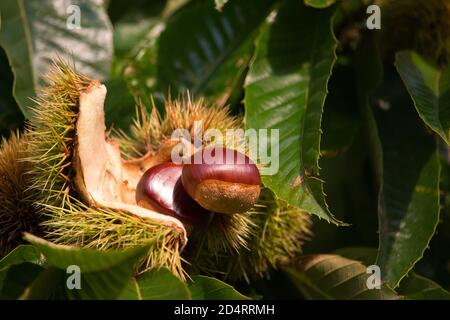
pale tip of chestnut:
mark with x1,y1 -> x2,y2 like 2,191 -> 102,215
181,147 -> 261,214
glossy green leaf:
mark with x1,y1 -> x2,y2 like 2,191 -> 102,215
285,254 -> 400,300
396,51 -> 450,144
304,0 -> 336,9
0,245 -> 44,299
120,268 -> 190,300
244,0 -> 340,224
332,247 -> 450,299
398,273 -> 450,300
22,234 -> 148,299
20,267 -> 67,299
0,263 -> 43,299
188,275 -> 250,300
0,0 -> 113,118
353,32 -> 442,289
371,67 -> 441,288
0,245 -> 42,270
25,234 -> 146,272
128,0 -> 274,107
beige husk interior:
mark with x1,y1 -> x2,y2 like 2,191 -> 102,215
74,81 -> 187,244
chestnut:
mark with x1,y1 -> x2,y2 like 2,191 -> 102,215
181,147 -> 261,214
135,162 -> 210,225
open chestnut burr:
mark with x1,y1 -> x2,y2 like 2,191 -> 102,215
181,147 -> 261,214
135,162 -> 211,225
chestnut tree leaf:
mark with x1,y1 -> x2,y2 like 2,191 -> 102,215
22,234 -> 147,299
329,246 -> 448,299
397,273 -> 450,300
0,0 -> 113,118
0,245 -> 44,299
0,263 -> 43,299
120,268 -> 190,300
188,275 -> 250,300
0,245 -> 42,270
396,51 -> 450,145
284,254 -> 400,300
127,0 -> 274,108
370,66 -> 440,288
353,32 -> 441,289
244,0 -> 341,224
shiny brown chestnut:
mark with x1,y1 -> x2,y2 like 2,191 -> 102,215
181,147 -> 261,214
135,162 -> 211,225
